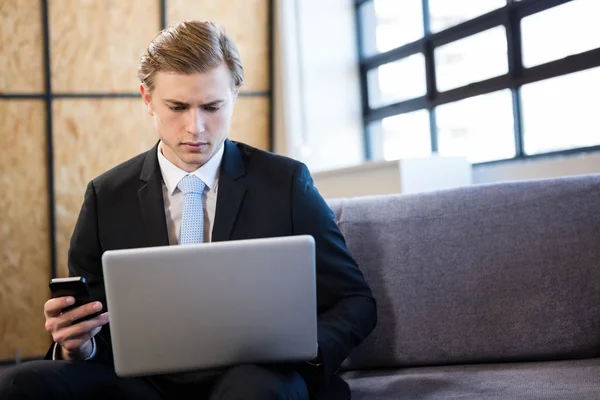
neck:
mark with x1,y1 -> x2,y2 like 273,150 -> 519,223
160,144 -> 204,173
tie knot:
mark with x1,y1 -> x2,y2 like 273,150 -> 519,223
177,175 -> 205,195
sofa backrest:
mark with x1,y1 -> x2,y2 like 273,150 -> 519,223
326,174 -> 600,370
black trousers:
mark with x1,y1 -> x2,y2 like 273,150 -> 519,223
0,360 -> 328,400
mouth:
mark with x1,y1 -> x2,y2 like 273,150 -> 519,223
181,142 -> 208,151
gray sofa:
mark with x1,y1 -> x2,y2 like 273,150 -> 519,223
326,173 -> 600,399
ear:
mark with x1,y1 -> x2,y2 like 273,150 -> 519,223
140,84 -> 154,115
232,87 -> 239,103
140,84 -> 152,105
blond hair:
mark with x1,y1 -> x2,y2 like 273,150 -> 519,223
138,20 -> 244,92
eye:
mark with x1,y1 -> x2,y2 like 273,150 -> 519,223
203,106 -> 220,112
170,106 -> 186,112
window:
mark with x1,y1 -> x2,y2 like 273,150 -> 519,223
367,54 -> 427,108
368,110 -> 432,160
521,67 -> 600,155
436,90 -> 515,163
358,0 -> 424,57
435,25 -> 508,92
428,0 -> 506,33
521,0 -> 600,68
357,0 -> 600,164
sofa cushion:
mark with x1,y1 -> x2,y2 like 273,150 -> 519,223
342,358 -> 600,400
325,174 -> 600,369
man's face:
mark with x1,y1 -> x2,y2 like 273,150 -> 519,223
141,64 -> 238,172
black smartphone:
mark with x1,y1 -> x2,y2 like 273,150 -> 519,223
49,277 -> 102,324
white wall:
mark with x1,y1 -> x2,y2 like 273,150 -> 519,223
312,156 -> 472,198
473,151 -> 600,184
273,0 -> 364,173
310,151 -> 600,199
312,160 -> 405,198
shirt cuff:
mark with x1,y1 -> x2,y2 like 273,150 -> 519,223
52,337 -> 97,361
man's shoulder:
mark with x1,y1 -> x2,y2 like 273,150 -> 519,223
90,148 -> 151,192
233,141 -> 305,177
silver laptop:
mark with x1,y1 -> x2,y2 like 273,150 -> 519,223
101,235 -> 317,377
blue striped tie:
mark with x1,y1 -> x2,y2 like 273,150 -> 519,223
177,175 -> 206,245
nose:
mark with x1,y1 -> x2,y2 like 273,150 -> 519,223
186,108 -> 205,135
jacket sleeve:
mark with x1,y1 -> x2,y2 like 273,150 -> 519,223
290,163 -> 377,386
44,180 -> 113,364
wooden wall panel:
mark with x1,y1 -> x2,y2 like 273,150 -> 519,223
53,99 -> 157,277
230,97 -> 270,150
0,100 -> 51,359
1,0 -> 273,362
49,0 -> 160,93
166,0 -> 270,93
0,0 -> 44,93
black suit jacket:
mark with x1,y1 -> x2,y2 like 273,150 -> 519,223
46,139 -> 377,391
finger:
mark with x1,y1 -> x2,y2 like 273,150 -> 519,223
44,296 -> 75,318
59,314 -> 107,344
58,301 -> 104,328
60,326 -> 102,353
53,313 -> 108,345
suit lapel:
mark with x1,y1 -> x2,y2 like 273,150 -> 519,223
212,140 -> 247,242
138,142 -> 170,247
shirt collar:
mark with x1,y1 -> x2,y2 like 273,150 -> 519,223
157,141 -> 224,195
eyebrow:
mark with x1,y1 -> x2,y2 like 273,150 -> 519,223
164,99 -> 224,107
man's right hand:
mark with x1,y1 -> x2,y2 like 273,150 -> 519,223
44,296 -> 109,360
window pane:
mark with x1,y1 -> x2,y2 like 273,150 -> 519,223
435,26 -> 508,92
521,0 -> 600,68
367,54 -> 427,108
369,110 -> 432,160
436,90 -> 515,163
359,0 -> 424,57
428,0 -> 506,33
521,67 -> 600,155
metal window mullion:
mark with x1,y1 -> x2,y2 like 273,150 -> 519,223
42,0 -> 56,281
160,0 -> 166,29
506,1 -> 525,157
422,0 -> 438,153
355,1 -> 373,160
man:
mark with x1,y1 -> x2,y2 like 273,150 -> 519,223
0,20 -> 376,399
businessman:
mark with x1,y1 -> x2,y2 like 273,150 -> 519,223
0,20 -> 376,399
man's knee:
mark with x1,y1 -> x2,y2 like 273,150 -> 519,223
218,365 -> 284,399
0,361 -> 56,398
210,364 -> 308,400
221,364 -> 271,383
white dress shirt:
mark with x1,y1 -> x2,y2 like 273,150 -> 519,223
53,141 -> 224,360
157,140 -> 223,244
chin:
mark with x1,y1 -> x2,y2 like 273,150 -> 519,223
181,153 -> 208,164
182,154 -> 207,164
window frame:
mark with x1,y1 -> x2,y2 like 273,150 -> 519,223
355,0 -> 600,164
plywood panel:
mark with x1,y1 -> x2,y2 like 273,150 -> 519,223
53,99 -> 157,277
49,0 -> 160,93
0,100 -> 51,359
167,0 -> 269,92
230,96 -> 270,151
0,0 -> 44,93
